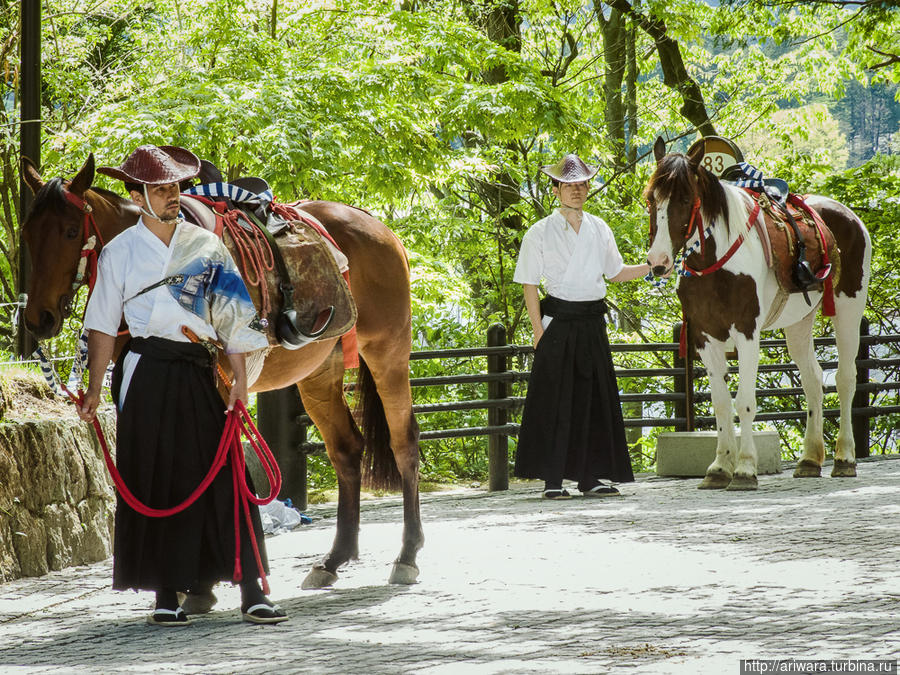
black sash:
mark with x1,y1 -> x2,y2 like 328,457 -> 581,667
540,295 -> 609,321
111,337 -> 214,407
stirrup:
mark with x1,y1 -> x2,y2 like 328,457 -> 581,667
277,305 -> 335,350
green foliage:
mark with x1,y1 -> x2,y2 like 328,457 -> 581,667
3,0 -> 899,486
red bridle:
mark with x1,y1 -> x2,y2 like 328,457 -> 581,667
685,197 -> 702,239
62,185 -> 106,297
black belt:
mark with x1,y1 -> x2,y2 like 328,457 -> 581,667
540,295 -> 608,321
129,336 -> 213,369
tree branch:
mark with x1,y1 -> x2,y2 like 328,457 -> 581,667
605,0 -> 716,136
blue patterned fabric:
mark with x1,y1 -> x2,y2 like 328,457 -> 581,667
183,182 -> 274,206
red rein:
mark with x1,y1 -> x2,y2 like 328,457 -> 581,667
70,387 -> 282,595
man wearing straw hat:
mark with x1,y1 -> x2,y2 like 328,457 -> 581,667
513,153 -> 651,499
76,145 -> 287,625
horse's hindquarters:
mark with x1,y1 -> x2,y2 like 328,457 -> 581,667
249,338 -> 340,393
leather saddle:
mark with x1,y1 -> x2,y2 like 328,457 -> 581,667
755,190 -> 841,303
180,173 -> 356,350
720,161 -> 838,304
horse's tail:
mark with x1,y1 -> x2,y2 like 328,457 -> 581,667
356,356 -> 403,491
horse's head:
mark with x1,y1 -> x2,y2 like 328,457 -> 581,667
644,136 -> 729,277
20,155 -> 138,339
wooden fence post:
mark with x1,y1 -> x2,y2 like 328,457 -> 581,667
257,387 -> 308,509
487,323 -> 509,491
673,322 -> 695,431
853,316 -> 870,459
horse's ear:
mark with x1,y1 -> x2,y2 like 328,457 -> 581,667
653,137 -> 666,163
68,154 -> 95,197
687,139 -> 705,171
21,156 -> 44,194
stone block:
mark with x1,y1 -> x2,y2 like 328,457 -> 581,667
656,430 -> 783,477
0,411 -> 116,582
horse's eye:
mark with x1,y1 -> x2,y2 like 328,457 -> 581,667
65,227 -> 79,240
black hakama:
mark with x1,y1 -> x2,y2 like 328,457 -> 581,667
110,337 -> 268,593
514,296 -> 634,485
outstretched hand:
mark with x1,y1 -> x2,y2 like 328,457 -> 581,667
77,388 -> 101,423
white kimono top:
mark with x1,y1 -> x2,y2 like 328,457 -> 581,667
514,209 -> 624,317
84,218 -> 267,406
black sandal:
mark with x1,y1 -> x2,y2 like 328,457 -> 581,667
581,483 -> 621,497
242,603 -> 289,625
146,606 -> 191,626
541,488 -> 572,500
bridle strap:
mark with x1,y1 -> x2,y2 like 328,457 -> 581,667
685,198 -> 701,238
682,198 -> 760,277
62,186 -> 105,296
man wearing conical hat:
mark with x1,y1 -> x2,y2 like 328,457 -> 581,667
77,145 -> 287,625
512,153 -> 651,499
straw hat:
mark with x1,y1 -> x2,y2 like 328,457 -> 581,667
539,154 -> 599,183
97,145 -> 201,185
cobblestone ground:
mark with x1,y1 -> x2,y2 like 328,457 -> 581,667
1,456 -> 899,674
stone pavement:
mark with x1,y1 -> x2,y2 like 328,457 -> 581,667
1,456 -> 899,675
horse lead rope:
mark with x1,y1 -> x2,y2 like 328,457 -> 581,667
46,347 -> 282,596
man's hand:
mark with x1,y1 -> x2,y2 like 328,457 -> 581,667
77,387 -> 102,423
227,378 -> 248,412
532,326 -> 544,349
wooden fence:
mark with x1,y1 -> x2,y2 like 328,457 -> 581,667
259,319 -> 900,508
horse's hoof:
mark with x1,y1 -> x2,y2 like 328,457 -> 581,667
698,469 -> 732,490
793,459 -> 822,478
388,561 -> 419,585
178,590 -> 218,614
301,565 -> 338,590
726,474 -> 758,491
831,459 -> 857,477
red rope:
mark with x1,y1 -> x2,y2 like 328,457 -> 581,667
66,383 -> 281,595
187,195 -> 276,321
221,210 -> 276,320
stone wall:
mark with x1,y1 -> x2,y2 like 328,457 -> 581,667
0,411 -> 116,583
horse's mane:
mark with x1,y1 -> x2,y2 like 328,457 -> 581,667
28,178 -> 68,219
28,178 -> 129,220
644,153 -> 730,233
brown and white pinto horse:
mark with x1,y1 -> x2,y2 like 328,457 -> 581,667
20,154 -> 423,587
646,137 -> 871,490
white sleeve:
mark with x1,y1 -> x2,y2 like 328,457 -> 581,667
83,248 -> 124,337
513,226 -> 543,285
603,224 -> 625,279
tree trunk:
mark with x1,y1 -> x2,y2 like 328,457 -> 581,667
606,0 -> 716,137
596,5 -> 628,173
625,6 -> 638,166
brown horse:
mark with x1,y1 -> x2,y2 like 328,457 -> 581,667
20,154 -> 423,589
